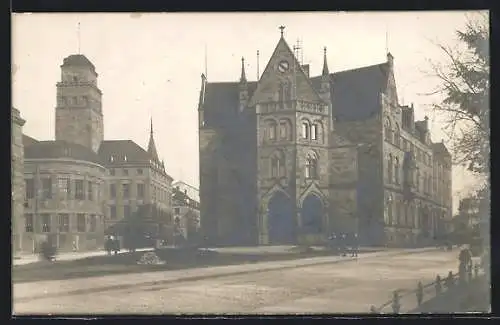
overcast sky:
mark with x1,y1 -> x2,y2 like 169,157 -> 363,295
12,11 -> 487,213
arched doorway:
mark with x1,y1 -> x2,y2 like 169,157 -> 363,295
300,194 -> 323,234
267,191 -> 294,244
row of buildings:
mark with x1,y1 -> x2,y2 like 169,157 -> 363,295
11,54 -> 199,253
198,29 -> 453,247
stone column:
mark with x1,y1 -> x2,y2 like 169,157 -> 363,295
11,107 -> 25,254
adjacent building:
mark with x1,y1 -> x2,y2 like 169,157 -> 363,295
172,181 -> 200,240
198,29 -> 453,247
11,107 -> 26,254
17,54 -> 173,252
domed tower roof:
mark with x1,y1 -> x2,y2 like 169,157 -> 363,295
61,54 -> 97,73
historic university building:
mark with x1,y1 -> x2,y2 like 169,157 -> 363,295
12,54 -> 173,253
198,29 -> 453,247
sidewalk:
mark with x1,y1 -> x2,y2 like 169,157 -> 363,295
13,247 -> 439,301
12,248 -> 152,266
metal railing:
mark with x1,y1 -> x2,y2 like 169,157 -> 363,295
370,263 -> 482,314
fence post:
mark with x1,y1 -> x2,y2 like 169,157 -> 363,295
435,275 -> 442,295
416,281 -> 423,306
392,290 -> 401,314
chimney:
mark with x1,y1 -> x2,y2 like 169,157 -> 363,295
301,64 -> 310,78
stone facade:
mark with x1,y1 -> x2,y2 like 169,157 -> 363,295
198,31 -> 453,247
22,158 -> 107,252
16,54 -> 174,253
11,107 -> 25,254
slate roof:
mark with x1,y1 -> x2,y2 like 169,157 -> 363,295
24,140 -> 105,165
311,63 -> 390,121
200,62 -> 390,124
98,140 -> 151,165
202,82 -> 258,128
22,134 -> 39,147
62,54 -> 96,69
431,142 -> 451,156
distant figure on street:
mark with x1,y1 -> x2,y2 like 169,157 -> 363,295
351,233 -> 359,257
340,233 -> 347,256
112,237 -> 121,255
72,240 -> 77,252
328,232 -> 337,253
105,236 -> 113,255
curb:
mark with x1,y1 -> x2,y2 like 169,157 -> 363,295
15,248 -> 440,303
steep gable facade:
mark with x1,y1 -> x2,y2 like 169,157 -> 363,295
198,31 -> 452,247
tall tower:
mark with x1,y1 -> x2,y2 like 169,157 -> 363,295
55,54 -> 104,153
251,27 -> 330,245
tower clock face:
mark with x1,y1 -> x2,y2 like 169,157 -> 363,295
277,60 -> 290,73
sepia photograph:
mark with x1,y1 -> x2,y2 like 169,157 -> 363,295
11,11 -> 490,315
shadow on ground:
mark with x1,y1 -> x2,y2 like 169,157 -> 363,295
13,247 -> 377,284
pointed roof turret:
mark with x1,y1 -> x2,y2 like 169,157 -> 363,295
147,117 -> 159,161
322,47 -> 330,76
240,57 -> 247,83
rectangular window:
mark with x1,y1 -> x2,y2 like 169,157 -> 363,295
110,183 -> 116,199
41,178 -> 52,199
58,177 -> 71,197
87,181 -> 93,201
89,215 -> 97,232
110,205 -> 117,220
123,205 -> 130,218
77,213 -> 86,232
301,123 -> 308,139
174,207 -> 180,215
25,179 -> 35,199
137,183 -> 145,198
75,180 -> 84,200
137,168 -> 143,175
110,169 -> 115,176
311,124 -> 317,140
58,214 -> 70,232
25,214 -> 34,233
41,214 -> 51,232
122,183 -> 130,199
123,169 -> 129,176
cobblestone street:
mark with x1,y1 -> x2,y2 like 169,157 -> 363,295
13,249 -> 458,315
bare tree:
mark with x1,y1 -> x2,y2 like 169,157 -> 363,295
424,12 -> 489,176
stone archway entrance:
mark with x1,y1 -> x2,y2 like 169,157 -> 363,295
300,194 -> 324,234
267,191 -> 294,245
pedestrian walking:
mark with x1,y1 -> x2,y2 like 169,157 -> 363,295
341,233 -> 347,256
328,232 -> 337,253
351,233 -> 359,257
72,240 -> 77,252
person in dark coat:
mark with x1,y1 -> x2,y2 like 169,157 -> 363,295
105,236 -> 113,255
351,233 -> 359,257
328,232 -> 337,253
112,237 -> 121,255
340,233 -> 347,256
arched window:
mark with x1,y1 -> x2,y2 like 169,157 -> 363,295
305,152 -> 318,179
387,154 -> 393,183
394,123 -> 401,147
423,172 -> 428,194
386,194 -> 393,225
268,121 -> 277,140
416,169 -> 420,191
311,124 -> 318,140
284,81 -> 292,101
428,175 -> 432,194
384,118 -> 392,143
394,157 -> 400,184
279,119 -> 292,140
301,122 -> 309,139
270,151 -> 285,178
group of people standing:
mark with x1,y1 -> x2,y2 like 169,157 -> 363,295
327,232 -> 360,257
104,235 -> 121,255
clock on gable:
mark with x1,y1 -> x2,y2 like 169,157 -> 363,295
277,60 -> 290,73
